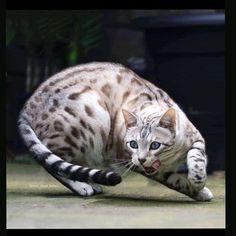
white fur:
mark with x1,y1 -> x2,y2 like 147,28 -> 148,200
193,187 -> 213,201
89,169 -> 100,177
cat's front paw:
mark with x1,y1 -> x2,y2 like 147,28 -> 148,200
192,187 -> 213,202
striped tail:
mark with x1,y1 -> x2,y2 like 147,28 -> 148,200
17,114 -> 121,186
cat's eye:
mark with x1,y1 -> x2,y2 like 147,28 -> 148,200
150,141 -> 161,150
129,140 -> 138,149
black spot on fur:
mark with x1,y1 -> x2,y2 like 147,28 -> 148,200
22,127 -> 31,135
42,86 -> 50,93
64,136 -> 79,149
71,126 -> 80,139
88,125 -> 95,135
30,102 -> 36,109
80,119 -> 87,128
28,140 -> 37,149
89,137 -> 94,149
45,125 -> 49,131
53,99 -> 59,107
49,134 -> 60,139
54,121 -> 63,132
84,105 -> 93,117
64,107 -> 77,118
41,113 -> 48,120
195,174 -> 202,181
58,147 -> 73,152
101,84 -> 111,98
80,129 -> 87,140
80,146 -> 86,153
49,107 -> 56,113
35,123 -> 44,130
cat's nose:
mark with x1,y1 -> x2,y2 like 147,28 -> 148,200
138,158 -> 146,165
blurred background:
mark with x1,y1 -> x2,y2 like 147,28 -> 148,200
6,9 -> 225,174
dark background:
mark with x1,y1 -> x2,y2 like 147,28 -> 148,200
6,10 -> 225,173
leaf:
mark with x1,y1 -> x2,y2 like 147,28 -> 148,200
68,44 -> 78,65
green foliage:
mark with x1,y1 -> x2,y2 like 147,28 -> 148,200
6,10 -> 103,63
68,42 -> 78,66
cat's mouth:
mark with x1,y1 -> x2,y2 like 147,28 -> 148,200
144,167 -> 157,175
143,159 -> 161,175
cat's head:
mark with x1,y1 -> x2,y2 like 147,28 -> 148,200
122,108 -> 176,175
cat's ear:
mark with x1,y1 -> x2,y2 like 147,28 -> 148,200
159,108 -> 176,130
122,109 -> 138,128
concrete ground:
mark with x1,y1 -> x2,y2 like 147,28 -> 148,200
7,163 -> 225,228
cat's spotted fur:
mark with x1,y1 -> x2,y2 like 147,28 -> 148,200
18,62 -> 213,201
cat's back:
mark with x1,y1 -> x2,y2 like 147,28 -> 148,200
31,62 -> 129,97
22,62 -> 144,116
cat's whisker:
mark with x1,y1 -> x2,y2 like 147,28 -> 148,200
115,160 -> 132,169
111,161 -> 132,173
121,162 -> 135,178
110,160 -> 130,165
138,164 -> 146,172
122,164 -> 134,177
107,159 -> 130,164
111,164 -> 127,172
124,161 -> 132,166
109,161 -> 131,170
131,164 -> 137,171
110,160 -> 130,167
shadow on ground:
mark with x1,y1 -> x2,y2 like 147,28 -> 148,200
7,163 -> 225,228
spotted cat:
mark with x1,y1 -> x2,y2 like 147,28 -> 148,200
18,62 -> 213,201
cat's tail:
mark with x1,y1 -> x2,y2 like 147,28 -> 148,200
17,113 -> 121,186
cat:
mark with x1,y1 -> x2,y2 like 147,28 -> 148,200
18,62 -> 213,201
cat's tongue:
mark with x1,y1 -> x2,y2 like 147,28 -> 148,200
152,159 -> 161,170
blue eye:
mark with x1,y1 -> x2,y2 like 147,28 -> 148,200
150,142 -> 161,150
130,140 -> 138,149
